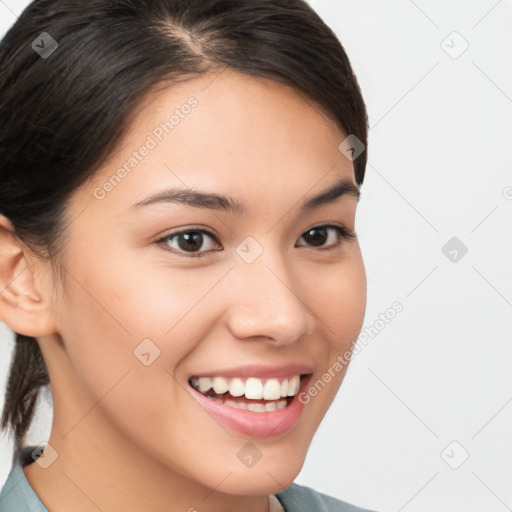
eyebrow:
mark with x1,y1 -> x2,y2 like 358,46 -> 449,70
129,178 -> 360,215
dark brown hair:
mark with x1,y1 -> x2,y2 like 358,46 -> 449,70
0,0 -> 368,455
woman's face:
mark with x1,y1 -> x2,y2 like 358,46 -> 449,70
40,69 -> 366,496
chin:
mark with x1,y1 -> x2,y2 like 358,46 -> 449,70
214,457 -> 305,496
204,433 -> 312,496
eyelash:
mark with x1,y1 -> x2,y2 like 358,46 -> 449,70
155,224 -> 356,258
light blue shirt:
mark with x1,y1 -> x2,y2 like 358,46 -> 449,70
0,446 -> 377,511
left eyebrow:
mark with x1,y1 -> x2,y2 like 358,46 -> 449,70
128,178 -> 360,214
300,179 -> 360,212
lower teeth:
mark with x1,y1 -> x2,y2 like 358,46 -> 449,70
205,393 -> 288,412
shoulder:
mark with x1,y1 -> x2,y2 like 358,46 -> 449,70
0,448 -> 49,512
275,482 -> 378,512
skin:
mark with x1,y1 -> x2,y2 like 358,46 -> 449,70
0,69 -> 366,512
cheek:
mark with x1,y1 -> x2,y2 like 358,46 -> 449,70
301,250 -> 366,406
338,256 -> 366,343
54,257 -> 230,404
308,249 -> 366,350
54,263 -> 213,464
67,256 -> 228,344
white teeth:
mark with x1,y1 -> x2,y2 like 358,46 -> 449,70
247,402 -> 266,412
245,378 -> 263,399
212,376 -> 229,394
287,375 -> 300,396
265,401 -> 277,412
280,379 -> 288,397
263,379 -> 282,400
191,375 -> 302,400
228,378 -> 245,397
276,399 -> 287,410
224,399 -> 247,410
198,377 -> 212,393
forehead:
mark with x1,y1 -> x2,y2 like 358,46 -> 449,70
74,69 -> 354,217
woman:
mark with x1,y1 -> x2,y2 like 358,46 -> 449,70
0,0 -> 374,510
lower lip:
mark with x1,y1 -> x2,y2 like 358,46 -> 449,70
188,376 -> 311,438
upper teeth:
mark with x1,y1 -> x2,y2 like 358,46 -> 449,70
190,375 -> 301,400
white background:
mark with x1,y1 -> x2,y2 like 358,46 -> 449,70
1,1 -> 511,511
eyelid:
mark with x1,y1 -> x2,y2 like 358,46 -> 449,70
307,222 -> 356,238
156,225 -> 220,240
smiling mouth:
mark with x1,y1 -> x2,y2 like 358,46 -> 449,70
188,375 -> 303,412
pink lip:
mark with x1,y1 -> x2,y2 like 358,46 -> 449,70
187,373 -> 312,438
191,363 -> 313,380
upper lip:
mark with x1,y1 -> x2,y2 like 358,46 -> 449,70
190,364 -> 313,380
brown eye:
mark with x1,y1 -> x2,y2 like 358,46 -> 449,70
296,225 -> 355,249
157,229 -> 221,257
301,226 -> 330,247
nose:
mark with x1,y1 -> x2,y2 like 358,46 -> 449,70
223,251 -> 315,345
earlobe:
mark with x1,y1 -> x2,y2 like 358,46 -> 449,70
0,214 -> 58,337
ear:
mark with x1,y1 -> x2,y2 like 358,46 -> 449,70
0,214 -> 58,337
